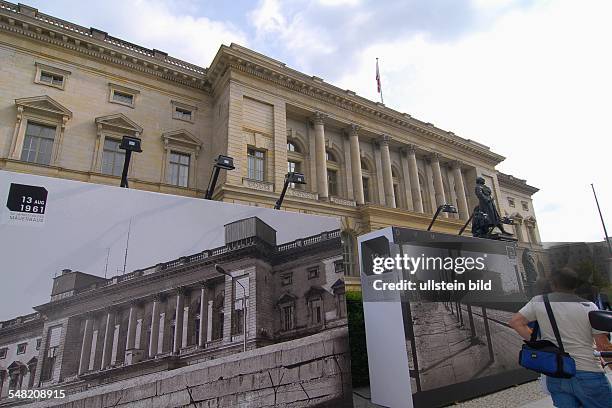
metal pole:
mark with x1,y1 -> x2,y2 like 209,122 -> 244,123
591,184 -> 612,256
427,206 -> 443,231
205,166 -> 221,200
120,150 -> 132,188
274,177 -> 290,210
235,278 -> 247,353
458,211 -> 474,235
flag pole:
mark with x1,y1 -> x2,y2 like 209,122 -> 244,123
376,58 -> 384,105
591,183 -> 612,257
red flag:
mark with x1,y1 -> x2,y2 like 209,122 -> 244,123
376,58 -> 381,93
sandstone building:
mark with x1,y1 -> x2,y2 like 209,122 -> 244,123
0,217 -> 347,404
0,1 -> 543,291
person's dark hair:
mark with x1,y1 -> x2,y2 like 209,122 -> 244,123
535,278 -> 552,295
550,267 -> 579,291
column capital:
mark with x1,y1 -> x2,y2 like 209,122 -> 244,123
174,286 -> 188,296
311,111 -> 327,125
429,152 -> 441,162
380,134 -> 391,145
347,123 -> 360,135
405,144 -> 418,154
450,159 -> 464,169
152,293 -> 167,303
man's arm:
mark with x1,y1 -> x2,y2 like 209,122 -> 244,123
509,312 -> 533,341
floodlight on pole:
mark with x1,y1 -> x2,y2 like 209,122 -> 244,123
205,155 -> 235,200
274,172 -> 306,210
118,135 -> 142,188
427,204 -> 458,231
214,264 -> 247,352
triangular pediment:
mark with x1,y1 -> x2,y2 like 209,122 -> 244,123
95,113 -> 143,134
304,286 -> 326,299
162,129 -> 201,148
15,95 -> 72,118
277,292 -> 297,305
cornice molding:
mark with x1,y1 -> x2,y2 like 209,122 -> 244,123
0,3 -> 209,91
211,45 -> 506,166
497,172 -> 539,195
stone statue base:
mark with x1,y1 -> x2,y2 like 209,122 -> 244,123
484,232 -> 517,242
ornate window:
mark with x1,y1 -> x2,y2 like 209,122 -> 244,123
522,201 -> 529,211
161,129 -> 201,189
392,166 -> 402,208
308,298 -> 323,326
168,152 -> 190,187
101,138 -> 125,176
9,96 -> 72,167
508,197 -> 515,207
108,83 -> 139,108
171,100 -> 197,123
92,114 -> 142,178
328,169 -> 338,196
16,343 -> 26,355
34,62 -> 70,90
247,148 -> 265,181
281,273 -> 293,286
281,304 -> 295,331
277,293 -> 297,332
307,266 -> 320,279
232,276 -> 249,336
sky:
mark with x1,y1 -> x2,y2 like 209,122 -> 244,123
0,171 -> 340,320
17,0 -> 612,243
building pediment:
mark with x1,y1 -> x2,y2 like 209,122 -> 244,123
95,113 -> 143,134
277,292 -> 297,305
162,129 -> 201,148
15,95 -> 72,118
304,285 -> 326,299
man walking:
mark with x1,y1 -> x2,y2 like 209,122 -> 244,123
509,267 -> 612,407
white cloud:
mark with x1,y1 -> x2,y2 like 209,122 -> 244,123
335,0 -> 612,242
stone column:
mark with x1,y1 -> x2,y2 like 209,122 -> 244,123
312,112 -> 328,200
451,161 -> 469,220
400,148 -> 414,211
406,145 -> 423,213
173,288 -> 185,355
100,310 -> 115,369
348,125 -> 365,205
380,135 -> 396,208
430,153 -> 447,217
198,284 -> 207,348
149,296 -> 160,358
78,316 -> 93,375
125,304 -> 138,351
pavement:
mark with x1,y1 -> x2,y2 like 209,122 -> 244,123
353,372 -> 612,407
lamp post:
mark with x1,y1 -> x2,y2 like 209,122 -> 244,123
274,172 -> 306,210
215,264 -> 247,352
427,204 -> 458,231
205,155 -> 235,200
118,136 -> 142,188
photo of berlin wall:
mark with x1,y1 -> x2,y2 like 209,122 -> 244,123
399,241 -> 537,405
0,172 -> 353,407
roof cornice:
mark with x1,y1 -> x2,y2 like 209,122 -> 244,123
0,1 -> 209,90
209,44 -> 506,166
497,171 -> 539,195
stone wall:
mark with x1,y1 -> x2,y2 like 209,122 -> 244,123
20,327 -> 352,408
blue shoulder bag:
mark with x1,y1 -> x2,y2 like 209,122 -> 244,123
518,294 -> 576,378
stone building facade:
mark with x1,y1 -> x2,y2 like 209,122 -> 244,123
0,1 -> 543,290
0,217 -> 345,402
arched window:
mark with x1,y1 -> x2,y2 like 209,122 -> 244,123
287,141 -> 300,153
326,150 -> 339,197
361,159 -> 372,203
392,166 -> 402,208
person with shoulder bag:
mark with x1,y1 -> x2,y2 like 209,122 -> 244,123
509,267 -> 612,408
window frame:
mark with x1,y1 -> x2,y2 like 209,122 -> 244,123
100,137 -> 126,177
34,62 -> 70,90
0,347 -> 7,359
508,197 -> 515,208
20,121 -> 57,166
280,272 -> 293,286
247,147 -> 266,181
167,150 -> 191,188
172,100 -> 197,124
16,342 -> 27,355
280,303 -> 295,332
108,83 -> 140,108
307,266 -> 320,280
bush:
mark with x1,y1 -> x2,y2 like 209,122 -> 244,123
346,290 -> 370,387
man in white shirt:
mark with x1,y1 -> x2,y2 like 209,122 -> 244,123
509,267 -> 612,408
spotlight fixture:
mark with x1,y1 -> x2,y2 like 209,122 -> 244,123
274,172 -> 306,210
205,155 -> 235,200
118,135 -> 143,188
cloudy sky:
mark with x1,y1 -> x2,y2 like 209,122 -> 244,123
22,0 -> 612,243
0,172 -> 339,320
